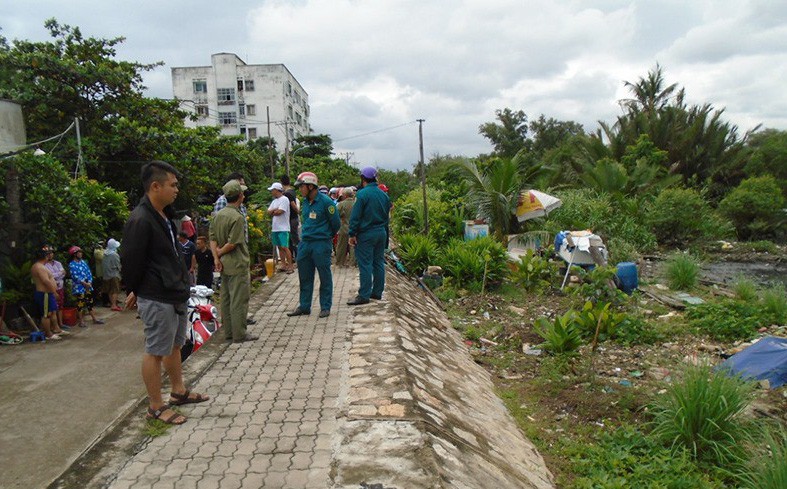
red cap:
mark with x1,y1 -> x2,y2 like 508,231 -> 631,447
378,184 -> 389,193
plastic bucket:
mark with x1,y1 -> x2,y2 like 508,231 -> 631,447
265,259 -> 275,278
62,307 -> 78,326
616,262 -> 638,295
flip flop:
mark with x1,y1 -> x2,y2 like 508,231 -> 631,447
145,405 -> 187,425
93,319 -> 105,325
169,390 -> 210,406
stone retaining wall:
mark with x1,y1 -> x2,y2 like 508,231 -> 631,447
331,268 -> 554,489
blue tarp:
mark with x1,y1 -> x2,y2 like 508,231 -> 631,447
718,336 -> 787,388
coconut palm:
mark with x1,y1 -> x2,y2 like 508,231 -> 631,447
455,157 -> 542,241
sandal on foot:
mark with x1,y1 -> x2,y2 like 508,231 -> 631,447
169,390 -> 210,406
146,405 -> 186,425
93,318 -> 105,325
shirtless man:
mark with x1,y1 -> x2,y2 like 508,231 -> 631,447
31,246 -> 68,340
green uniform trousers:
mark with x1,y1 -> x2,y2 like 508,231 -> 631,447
355,227 -> 387,300
220,271 -> 250,341
296,239 -> 333,312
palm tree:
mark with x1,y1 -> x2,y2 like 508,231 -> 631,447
455,157 -> 541,241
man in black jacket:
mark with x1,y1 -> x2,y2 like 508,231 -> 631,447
121,161 -> 209,425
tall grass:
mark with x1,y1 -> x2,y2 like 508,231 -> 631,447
665,253 -> 700,290
740,426 -> 787,489
650,365 -> 754,467
732,275 -> 759,302
396,233 -> 439,275
761,284 -> 787,324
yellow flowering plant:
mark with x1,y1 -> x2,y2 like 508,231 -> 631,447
246,206 -> 272,262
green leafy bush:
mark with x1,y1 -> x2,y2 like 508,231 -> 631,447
665,253 -> 700,290
395,234 -> 439,275
573,265 -> 629,306
719,175 -> 785,240
748,240 -> 779,254
686,299 -> 763,342
510,250 -> 559,293
649,187 -> 733,246
740,425 -> 787,489
615,315 -> 668,345
391,187 -> 464,245
761,284 -> 787,324
570,425 -> 723,489
543,188 -> 657,253
534,311 -> 583,354
573,301 -> 626,341
733,276 -> 759,302
438,237 -> 509,291
650,365 -> 754,467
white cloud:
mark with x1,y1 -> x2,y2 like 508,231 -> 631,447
3,0 -> 787,169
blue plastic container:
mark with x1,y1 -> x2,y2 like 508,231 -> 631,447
616,262 -> 638,295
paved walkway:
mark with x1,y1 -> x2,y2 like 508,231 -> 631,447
108,267 -> 358,489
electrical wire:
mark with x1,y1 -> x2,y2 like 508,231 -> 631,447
333,121 -> 417,142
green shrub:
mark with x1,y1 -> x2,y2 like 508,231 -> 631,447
649,187 -> 732,246
665,253 -> 700,290
740,425 -> 787,489
573,265 -> 629,306
463,325 -> 482,342
573,301 -> 626,342
438,237 -> 509,292
686,299 -> 763,342
543,188 -> 657,253
748,240 -> 779,254
615,315 -> 668,345
534,311 -> 583,354
395,234 -> 439,275
719,175 -> 785,240
650,364 -> 754,467
569,425 -> 723,489
761,284 -> 787,324
607,236 -> 639,264
733,275 -> 759,302
510,250 -> 559,293
391,187 -> 465,245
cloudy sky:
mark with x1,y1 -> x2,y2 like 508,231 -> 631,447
3,0 -> 786,170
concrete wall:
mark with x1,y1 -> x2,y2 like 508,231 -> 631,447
332,269 -> 555,489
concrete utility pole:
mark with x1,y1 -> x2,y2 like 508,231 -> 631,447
284,121 -> 291,178
418,119 -> 428,235
73,118 -> 83,179
266,106 -> 274,178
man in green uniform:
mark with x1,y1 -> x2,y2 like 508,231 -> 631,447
347,167 -> 391,305
287,171 -> 340,318
210,180 -> 257,343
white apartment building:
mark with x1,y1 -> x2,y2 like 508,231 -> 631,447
171,53 -> 310,151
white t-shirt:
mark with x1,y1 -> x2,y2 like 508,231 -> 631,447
269,195 -> 291,232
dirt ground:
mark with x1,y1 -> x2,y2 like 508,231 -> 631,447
440,244 -> 787,484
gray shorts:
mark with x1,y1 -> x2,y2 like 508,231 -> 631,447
137,297 -> 188,356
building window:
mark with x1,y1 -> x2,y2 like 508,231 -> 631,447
244,79 -> 255,91
196,105 -> 208,117
238,104 -> 246,117
237,79 -> 244,92
217,88 -> 235,105
296,113 -> 302,125
304,106 -> 309,117
240,126 -> 246,135
285,81 -> 292,95
218,111 -> 237,126
288,105 -> 293,118
193,79 -> 207,93
246,104 -> 256,116
248,127 -> 257,139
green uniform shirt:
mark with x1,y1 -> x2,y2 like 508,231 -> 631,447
338,197 -> 355,234
209,206 -> 249,275
301,192 -> 340,241
349,183 -> 390,237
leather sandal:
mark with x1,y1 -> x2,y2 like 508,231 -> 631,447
169,390 -> 210,406
146,405 -> 186,425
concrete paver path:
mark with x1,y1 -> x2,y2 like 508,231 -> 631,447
108,268 -> 357,489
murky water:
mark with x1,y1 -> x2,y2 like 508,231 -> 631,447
701,261 -> 787,287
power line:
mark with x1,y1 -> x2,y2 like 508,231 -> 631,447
333,120 -> 417,142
